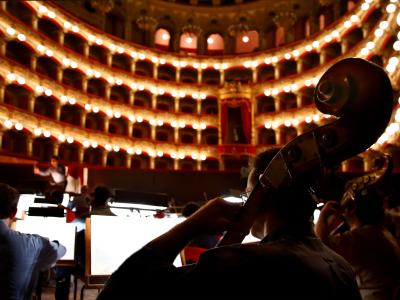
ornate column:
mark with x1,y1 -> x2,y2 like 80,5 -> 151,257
274,96 -> 281,112
105,85 -> 111,99
55,103 -> 61,121
173,159 -> 179,170
196,160 -> 201,171
127,122 -> 133,136
28,94 -> 35,113
296,60 -> 303,73
130,58 -> 137,73
197,129 -> 201,144
150,125 -> 156,140
30,55 -> 37,71
80,111 -> 87,128
196,99 -> 201,114
174,128 -> 179,143
78,147 -> 84,163
82,78 -> 88,93
106,52 -> 112,67
149,157 -> 155,169
53,141 -> 59,157
0,130 -> 4,149
176,67 -> 181,82
197,69 -> 202,84
58,31 -> 65,45
26,136 -> 33,157
56,67 -> 63,83
320,50 -> 327,65
275,129 -> 282,145
83,44 -> 90,57
252,67 -> 258,83
0,82 -> 5,103
220,69 -> 225,84
274,65 -> 280,80
174,96 -> 180,113
129,90 -> 135,105
153,63 -> 159,79
101,151 -> 108,167
296,93 -> 302,108
103,117 -> 110,133
31,15 -> 38,30
0,39 -> 6,56
151,94 -> 157,109
126,154 -> 132,168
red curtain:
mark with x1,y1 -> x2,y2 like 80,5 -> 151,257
221,104 -> 229,143
240,102 -> 251,143
221,98 -> 251,144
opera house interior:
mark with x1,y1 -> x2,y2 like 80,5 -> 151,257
1,0 -> 400,299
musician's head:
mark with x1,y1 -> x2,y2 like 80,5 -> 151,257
50,155 -> 59,168
0,183 -> 19,223
247,148 -> 316,238
343,186 -> 384,227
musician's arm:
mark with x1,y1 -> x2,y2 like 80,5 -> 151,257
315,201 -> 341,244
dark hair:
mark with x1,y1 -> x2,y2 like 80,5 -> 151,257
354,187 -> 385,225
250,148 -> 316,222
51,155 -> 59,160
181,202 -> 201,217
0,183 -> 19,219
51,190 -> 64,205
92,185 -> 112,206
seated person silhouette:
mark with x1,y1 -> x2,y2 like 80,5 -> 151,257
97,148 -> 361,300
316,186 -> 400,300
90,186 -> 115,216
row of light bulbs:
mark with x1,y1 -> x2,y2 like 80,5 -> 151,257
1,118 -> 209,160
23,0 -> 376,70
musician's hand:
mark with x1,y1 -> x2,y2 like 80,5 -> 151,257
33,165 -> 40,175
185,198 -> 244,235
319,201 -> 341,220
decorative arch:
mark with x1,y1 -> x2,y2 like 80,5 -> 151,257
180,32 -> 198,53
155,28 -> 171,50
206,33 -> 224,54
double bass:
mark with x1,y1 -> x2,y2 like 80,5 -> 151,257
220,58 -> 394,246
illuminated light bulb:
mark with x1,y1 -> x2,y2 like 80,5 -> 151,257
284,120 -> 292,127
207,37 -> 214,44
15,123 -> 23,131
379,21 -> 389,30
312,41 -> 320,48
242,35 -> 250,43
17,34 -> 26,41
44,89 -> 53,97
150,87 -> 157,94
37,45 -> 45,53
84,104 -> 91,111
185,36 -> 193,44
201,63 -> 208,69
71,26 -> 79,33
284,53 -> 291,60
386,3 -> 396,13
350,15 -> 359,23
105,144 -> 112,151
157,151 -> 163,157
394,41 -> 400,51
157,120 -> 164,126
92,106 -> 99,113
172,61 -> 179,67
83,141 -> 90,148
192,123 -> 199,129
171,90 -> 178,97
149,150 -> 156,157
192,93 -> 199,99
331,30 -> 339,38
213,63 -> 220,70
360,48 -> 369,56
130,51 -> 137,58
159,58 -> 166,64
36,86 -> 45,93
95,38 -> 103,45
162,33 -> 170,41
313,114 -> 320,122
191,153 -> 198,160
62,58 -> 70,66
91,141 -> 98,148
179,91 -> 186,98
38,5 -> 47,13
200,123 -> 206,130
200,93 -> 207,100
179,121 -> 186,128
252,61 -> 258,68
6,73 -> 16,81
128,115 -> 136,122
114,112 -> 121,118
386,64 -> 396,73
283,86 -> 291,93
6,27 -> 16,36
106,110 -> 113,117
45,49 -> 53,57
151,57 -> 158,63
305,116 -> 312,123
113,146 -> 120,152
271,56 -> 278,63
158,88 -> 165,95
200,154 -> 207,161
127,148 -> 133,154
193,62 -> 199,68
4,120 -> 12,128
374,28 -> 384,37
272,121 -> 280,129
64,21 -> 71,29
57,134 -> 65,142
136,116 -> 143,123
68,98 -> 76,105
264,57 -> 271,64
34,128 -> 42,136
138,84 -> 144,91
244,61 -> 251,68
17,77 -> 25,85
304,44 -> 312,52
88,35 -> 95,42
171,152 -> 177,159
180,61 -> 187,68
171,120 -> 177,127
324,35 -> 332,43
344,20 -> 352,28
291,84 -> 299,91
264,90 -> 271,96
366,41 -> 375,50
361,3 -> 369,10
116,79 -> 123,85
117,47 -> 124,54
107,77 -> 115,84
70,61 -> 78,68
305,79 -> 312,87
265,122 -> 271,129
292,50 -> 300,57
312,77 -> 319,85
86,69 -> 94,76
48,11 -> 56,18
139,53 -> 146,60
135,149 -> 142,155
292,118 -> 299,126
60,95 -> 68,103
272,88 -> 279,95
178,153 -> 185,159
389,57 -> 399,65
43,130 -> 51,138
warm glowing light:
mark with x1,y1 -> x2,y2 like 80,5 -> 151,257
162,33 -> 170,41
366,41 -> 375,50
379,21 -> 389,30
4,120 -> 12,129
361,3 -> 369,10
344,20 -> 352,28
67,137 -> 74,144
34,128 -> 42,136
185,37 -> 193,44
394,41 -> 400,51
15,123 -> 23,131
242,35 -> 249,43
374,28 -> 384,37
350,15 -> 359,23
113,146 -> 120,152
17,34 -> 26,41
43,130 -> 51,138
386,3 -> 396,13
207,37 -> 214,44
105,144 -> 112,151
